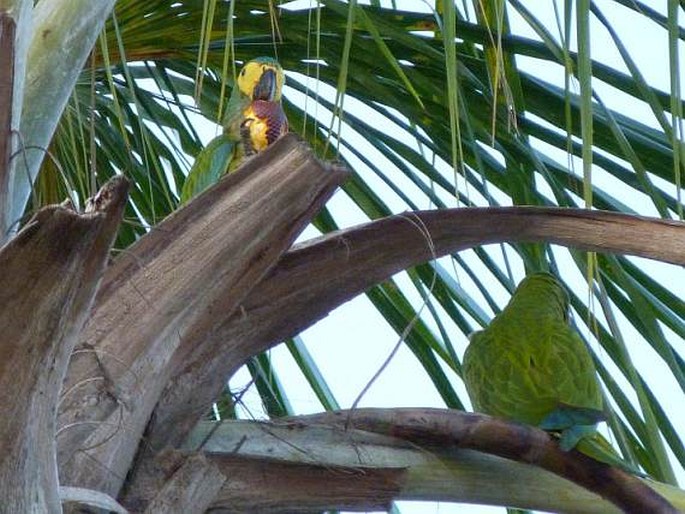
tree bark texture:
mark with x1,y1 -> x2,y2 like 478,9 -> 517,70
147,207 -> 685,458
191,419 -> 606,513
60,486 -> 127,514
56,134 -> 348,499
179,418 -> 684,513
140,451 -> 225,514
306,409 -> 680,514
0,176 -> 127,513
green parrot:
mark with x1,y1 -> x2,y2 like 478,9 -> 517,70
180,57 -> 288,203
462,272 -> 635,471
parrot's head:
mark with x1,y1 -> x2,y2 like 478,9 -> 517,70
514,272 -> 570,320
236,57 -> 285,102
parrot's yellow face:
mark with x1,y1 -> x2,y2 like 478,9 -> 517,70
236,58 -> 285,102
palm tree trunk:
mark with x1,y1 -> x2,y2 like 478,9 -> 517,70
56,134 -> 348,499
0,177 -> 127,512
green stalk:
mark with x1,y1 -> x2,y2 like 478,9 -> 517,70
668,0 -> 684,218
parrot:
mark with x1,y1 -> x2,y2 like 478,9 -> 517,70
180,56 -> 288,203
462,272 -> 637,472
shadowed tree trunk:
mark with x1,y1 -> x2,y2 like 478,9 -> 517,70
56,134 -> 349,499
0,177 -> 127,513
0,10 -> 14,234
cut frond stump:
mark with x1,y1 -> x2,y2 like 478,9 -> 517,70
56,134 -> 348,500
0,176 -> 128,513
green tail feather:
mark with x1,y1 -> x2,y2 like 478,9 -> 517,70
575,432 -> 645,476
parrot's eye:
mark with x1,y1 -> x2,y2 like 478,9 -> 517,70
241,68 -> 246,76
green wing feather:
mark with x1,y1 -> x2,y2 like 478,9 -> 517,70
179,135 -> 235,204
460,273 -> 642,471
462,273 -> 603,426
180,77 -> 249,204
222,83 -> 250,141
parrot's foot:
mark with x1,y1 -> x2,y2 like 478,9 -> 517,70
558,425 -> 597,451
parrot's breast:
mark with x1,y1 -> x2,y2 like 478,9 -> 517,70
240,100 -> 289,156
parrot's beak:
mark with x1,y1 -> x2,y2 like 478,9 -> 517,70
253,68 -> 277,101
